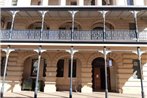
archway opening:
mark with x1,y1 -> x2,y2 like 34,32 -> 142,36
56,57 -> 81,92
21,56 -> 47,92
92,57 -> 111,91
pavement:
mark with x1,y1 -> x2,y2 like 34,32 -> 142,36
3,91 -> 146,98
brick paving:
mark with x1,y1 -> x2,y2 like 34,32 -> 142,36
3,91 -> 146,98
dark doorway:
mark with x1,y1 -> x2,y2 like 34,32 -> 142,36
92,57 -> 111,91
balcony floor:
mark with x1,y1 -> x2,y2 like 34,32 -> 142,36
3,91 -> 144,98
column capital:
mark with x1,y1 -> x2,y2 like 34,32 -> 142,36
39,11 -> 47,17
34,46 -> 46,53
2,46 -> 15,54
69,11 -> 78,18
10,11 -> 19,16
130,11 -> 139,18
132,47 -> 145,56
100,11 -> 108,18
66,47 -> 78,54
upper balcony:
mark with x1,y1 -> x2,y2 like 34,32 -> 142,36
0,30 -> 147,43
1,0 -> 147,7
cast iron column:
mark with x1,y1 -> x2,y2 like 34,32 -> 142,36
101,11 -> 107,41
132,11 -> 139,42
69,11 -> 77,41
1,46 -> 14,98
9,11 -> 18,40
103,46 -> 108,98
137,47 -> 144,98
40,11 -> 47,40
66,47 -> 78,98
34,46 -> 46,98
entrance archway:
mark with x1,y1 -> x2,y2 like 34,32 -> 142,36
21,56 -> 47,92
92,57 -> 111,91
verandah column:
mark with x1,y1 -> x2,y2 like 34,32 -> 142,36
133,11 -> 139,42
66,47 -> 78,98
137,47 -> 145,98
9,11 -> 18,40
0,46 -> 14,98
103,47 -> 110,98
100,11 -> 107,41
34,46 -> 46,98
39,11 -> 47,40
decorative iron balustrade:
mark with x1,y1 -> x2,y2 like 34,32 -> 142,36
0,30 -> 147,42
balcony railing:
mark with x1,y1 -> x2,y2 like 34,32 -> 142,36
0,30 -> 147,42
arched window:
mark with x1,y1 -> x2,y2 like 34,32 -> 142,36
28,22 -> 49,30
59,22 -> 81,30
56,59 -> 64,77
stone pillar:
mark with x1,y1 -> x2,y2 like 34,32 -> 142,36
44,63 -> 57,93
81,65 -> 92,93
7,52 -> 22,92
116,0 -> 125,6
42,0 -> 48,6
134,0 -> 144,6
77,0 -> 84,6
60,0 -> 66,6
95,0 -> 102,6
17,0 -> 31,6
5,0 -> 12,6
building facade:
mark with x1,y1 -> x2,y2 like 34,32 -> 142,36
0,0 -> 147,97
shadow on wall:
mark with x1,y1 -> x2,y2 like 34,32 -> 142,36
119,53 -> 147,94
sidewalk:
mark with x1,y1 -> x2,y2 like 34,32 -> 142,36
3,91 -> 145,98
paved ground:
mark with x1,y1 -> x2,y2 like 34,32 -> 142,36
3,91 -> 146,98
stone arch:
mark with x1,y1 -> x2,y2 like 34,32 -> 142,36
53,52 -> 86,66
27,21 -> 49,29
58,20 -> 82,30
87,52 -> 121,66
87,52 -> 103,66
91,20 -> 115,30
19,51 -> 51,68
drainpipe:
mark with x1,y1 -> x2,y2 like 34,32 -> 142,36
1,46 -> 14,98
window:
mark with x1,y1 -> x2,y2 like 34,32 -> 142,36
56,59 -> 64,77
71,1 -> 77,5
102,0 -> 106,5
31,59 -> 46,77
129,23 -> 136,30
127,0 -> 134,5
91,0 -> 95,5
133,59 -> 141,79
1,57 -> 6,77
31,59 -> 38,76
6,22 -> 12,29
68,59 -> 77,77
43,59 -> 47,77
12,0 -> 18,6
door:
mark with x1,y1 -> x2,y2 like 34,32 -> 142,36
93,68 -> 101,91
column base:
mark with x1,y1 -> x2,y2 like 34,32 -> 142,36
81,85 -> 92,93
44,82 -> 56,93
